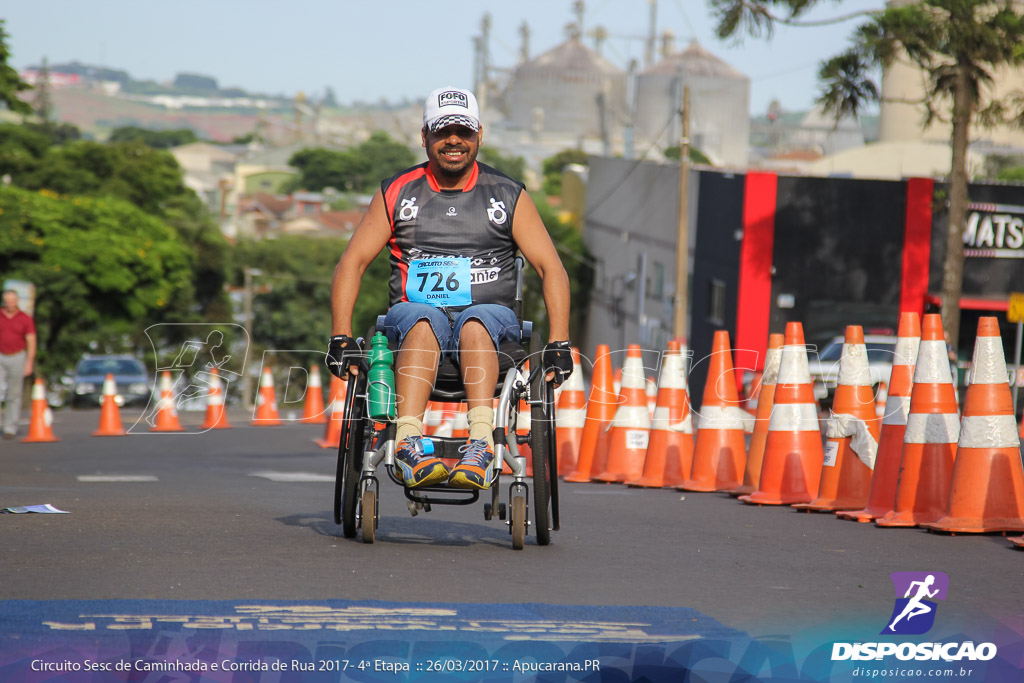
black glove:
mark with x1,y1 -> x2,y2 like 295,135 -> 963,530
542,340 -> 573,386
327,335 -> 363,379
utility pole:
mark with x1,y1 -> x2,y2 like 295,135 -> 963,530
241,267 -> 262,410
673,85 -> 691,343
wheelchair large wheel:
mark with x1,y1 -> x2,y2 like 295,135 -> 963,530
530,370 -> 558,546
334,373 -> 367,538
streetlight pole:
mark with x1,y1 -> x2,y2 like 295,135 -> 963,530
241,267 -> 261,409
673,84 -> 691,343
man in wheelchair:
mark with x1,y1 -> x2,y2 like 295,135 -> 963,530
327,86 -> 573,492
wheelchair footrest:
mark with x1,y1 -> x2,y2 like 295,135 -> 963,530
403,486 -> 480,507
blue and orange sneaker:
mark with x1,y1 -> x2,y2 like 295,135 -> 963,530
447,439 -> 495,490
394,435 -> 449,488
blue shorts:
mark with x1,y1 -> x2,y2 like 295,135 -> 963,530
381,303 -> 520,359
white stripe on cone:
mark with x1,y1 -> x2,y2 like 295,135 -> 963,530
768,403 -> 820,432
652,406 -> 692,432
904,413 -> 960,444
969,336 -> 1008,384
882,395 -> 910,426
838,343 -> 872,386
557,406 -> 587,429
696,405 -> 753,431
914,340 -> 954,384
611,405 -> 651,428
778,345 -> 812,384
959,414 -> 1020,448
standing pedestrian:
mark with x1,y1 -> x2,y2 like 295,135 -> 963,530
0,289 -> 36,439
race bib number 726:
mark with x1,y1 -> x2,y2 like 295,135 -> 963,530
406,258 -> 472,307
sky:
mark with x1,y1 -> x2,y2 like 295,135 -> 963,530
4,0 -> 883,117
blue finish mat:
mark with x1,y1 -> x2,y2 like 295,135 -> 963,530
2,599 -> 1022,682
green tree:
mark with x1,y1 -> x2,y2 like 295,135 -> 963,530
711,0 -> 1024,345
479,147 -> 526,182
286,132 -> 416,193
0,186 -> 194,377
360,131 -> 418,190
22,140 -> 185,214
108,126 -> 199,149
542,149 -> 589,196
0,122 -> 50,180
997,166 -> 1024,183
523,198 -> 595,343
12,137 -> 230,317
0,20 -> 31,116
663,146 -> 712,165
229,236 -> 389,367
173,72 -> 218,93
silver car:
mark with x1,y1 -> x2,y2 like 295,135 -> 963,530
71,355 -> 151,408
807,334 -> 901,407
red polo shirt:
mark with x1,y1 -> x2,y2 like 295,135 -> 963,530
0,310 -> 35,355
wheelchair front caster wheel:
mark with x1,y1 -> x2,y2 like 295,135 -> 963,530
511,497 -> 526,550
499,502 -> 507,520
483,503 -> 493,521
361,490 -> 376,544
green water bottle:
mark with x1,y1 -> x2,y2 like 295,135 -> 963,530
367,332 -> 396,421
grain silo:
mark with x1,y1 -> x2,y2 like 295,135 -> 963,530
501,32 -> 626,140
634,39 -> 750,166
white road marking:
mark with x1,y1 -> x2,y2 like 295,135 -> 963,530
77,475 -> 159,482
249,471 -> 334,483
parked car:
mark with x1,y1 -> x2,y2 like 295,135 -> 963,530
807,334 -> 902,408
71,355 -> 151,408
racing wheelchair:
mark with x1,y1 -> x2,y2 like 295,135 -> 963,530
332,258 -> 560,550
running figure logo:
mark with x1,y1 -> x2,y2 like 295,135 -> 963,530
882,572 -> 949,635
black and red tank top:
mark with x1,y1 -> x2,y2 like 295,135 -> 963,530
381,161 -> 524,310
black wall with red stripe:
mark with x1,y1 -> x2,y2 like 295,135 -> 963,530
690,171 -> 908,407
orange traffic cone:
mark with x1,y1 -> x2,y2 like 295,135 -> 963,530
794,326 -> 880,512
875,381 -> 888,418
516,362 -> 533,475
627,341 -> 692,488
740,322 -> 823,506
21,378 -> 59,443
316,375 -> 347,448
199,367 -> 232,430
877,313 -> 958,528
555,347 -> 586,477
922,317 -> 1024,533
253,366 -> 283,426
453,401 -> 470,439
300,364 -> 327,424
565,345 -> 618,483
646,376 -> 658,419
423,401 -> 442,436
744,371 -> 763,417
837,312 -> 920,523
730,333 -> 784,497
150,371 -> 185,432
93,373 -> 126,437
680,330 -> 749,492
433,402 -> 457,438
594,345 -> 652,483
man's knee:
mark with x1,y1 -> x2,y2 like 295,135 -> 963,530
404,319 -> 441,347
458,319 -> 496,351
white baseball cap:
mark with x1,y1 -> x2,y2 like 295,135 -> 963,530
423,87 -> 481,132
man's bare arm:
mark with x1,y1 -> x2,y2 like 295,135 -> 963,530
511,191 -> 571,343
331,191 -> 392,337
